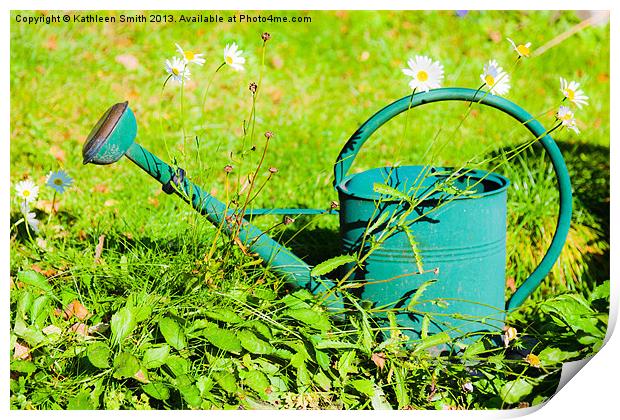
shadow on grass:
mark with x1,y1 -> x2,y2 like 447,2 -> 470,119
492,139 -> 609,294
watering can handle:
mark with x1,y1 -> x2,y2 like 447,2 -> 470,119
333,87 -> 572,311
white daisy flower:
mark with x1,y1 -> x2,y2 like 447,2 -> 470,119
15,179 -> 39,204
480,60 -> 511,96
556,106 -> 580,134
560,77 -> 589,109
401,55 -> 444,92
223,43 -> 245,71
175,43 -> 205,66
46,170 -> 73,194
165,57 -> 191,83
507,38 -> 532,58
25,211 -> 40,233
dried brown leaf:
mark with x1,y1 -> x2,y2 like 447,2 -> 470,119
14,341 -> 32,360
65,300 -> 90,320
94,235 -> 105,263
371,352 -> 386,370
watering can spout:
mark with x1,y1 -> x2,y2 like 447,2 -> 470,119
83,102 -> 340,307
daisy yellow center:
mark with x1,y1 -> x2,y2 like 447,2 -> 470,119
484,74 -> 495,86
23,190 -> 30,197
185,51 -> 195,61
54,178 -> 63,185
566,89 -> 575,101
416,70 -> 428,82
559,112 -> 572,121
172,68 -> 180,76
225,55 -> 233,65
517,44 -> 530,57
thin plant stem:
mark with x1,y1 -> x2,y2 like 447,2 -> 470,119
47,191 -> 57,224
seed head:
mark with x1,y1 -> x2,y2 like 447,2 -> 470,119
249,82 -> 258,94
269,167 -> 278,174
264,131 -> 273,140
224,165 -> 234,173
283,216 -> 295,225
261,32 -> 271,42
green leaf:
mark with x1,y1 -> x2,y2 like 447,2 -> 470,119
284,308 -> 331,332
196,375 -> 214,396
407,279 -> 437,310
142,382 -> 170,400
248,320 -> 273,340
19,326 -> 45,346
373,183 -> 411,202
463,340 -> 486,359
393,367 -> 409,409
590,280 -> 610,303
16,290 -> 33,319
337,350 -> 358,379
29,295 -> 50,328
311,254 -> 357,277
203,308 -> 244,324
253,287 -> 277,301
213,370 -> 238,394
403,226 -> 424,273
420,314 -> 430,339
10,359 -> 36,375
243,370 -> 270,397
159,317 -> 187,350
17,270 -> 52,293
237,329 -> 274,354
366,211 -> 391,235
87,342 -> 111,369
279,289 -> 314,309
500,378 -> 533,404
165,355 -> 190,377
315,350 -> 331,371
296,364 -> 311,392
110,307 -> 137,346
67,389 -> 94,410
134,306 -> 153,323
538,347 -> 580,366
314,370 -> 332,391
176,374 -> 202,408
412,332 -> 451,355
143,344 -> 170,369
350,379 -> 375,396
315,339 -> 359,350
201,323 -> 242,354
113,352 -> 141,379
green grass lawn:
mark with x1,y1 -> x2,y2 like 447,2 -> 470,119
10,10 -> 610,409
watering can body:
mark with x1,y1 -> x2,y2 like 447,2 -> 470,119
83,88 -> 572,343
333,88 -> 573,340
337,165 -> 509,338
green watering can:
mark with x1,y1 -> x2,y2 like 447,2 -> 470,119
83,87 -> 572,341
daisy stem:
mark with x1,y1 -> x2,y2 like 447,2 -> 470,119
22,213 -> 34,243
47,191 -> 57,224
160,75 -> 173,161
401,88 -> 417,143
180,72 -> 187,162
200,62 -> 225,126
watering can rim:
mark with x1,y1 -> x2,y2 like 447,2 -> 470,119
335,165 -> 510,202
82,101 -> 133,165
